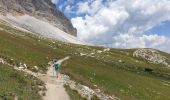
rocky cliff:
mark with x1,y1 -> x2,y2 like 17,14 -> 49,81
0,0 -> 77,36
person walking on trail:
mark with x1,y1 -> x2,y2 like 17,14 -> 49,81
53,61 -> 61,78
53,56 -> 70,78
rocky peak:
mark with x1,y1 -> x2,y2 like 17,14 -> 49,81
0,0 -> 77,36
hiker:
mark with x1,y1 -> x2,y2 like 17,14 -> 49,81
52,56 -> 70,78
53,61 -> 61,78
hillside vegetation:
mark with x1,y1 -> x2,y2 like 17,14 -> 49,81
0,64 -> 44,100
0,22 -> 170,100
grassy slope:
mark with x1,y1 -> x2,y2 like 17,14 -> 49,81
0,23 -> 72,72
0,22 -> 170,100
63,56 -> 170,100
0,64 -> 44,100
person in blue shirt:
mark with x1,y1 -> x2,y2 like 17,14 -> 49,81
53,62 -> 61,78
52,56 -> 70,78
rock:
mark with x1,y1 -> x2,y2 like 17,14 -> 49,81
0,0 -> 77,36
80,53 -> 86,56
97,50 -> 103,53
63,74 -> 118,100
14,95 -> 18,100
118,60 -> 122,63
103,48 -> 110,52
133,48 -> 169,67
23,63 -> 27,69
18,66 -> 24,70
0,58 -> 5,64
34,66 -> 39,70
90,53 -> 95,55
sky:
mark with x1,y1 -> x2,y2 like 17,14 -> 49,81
52,0 -> 170,53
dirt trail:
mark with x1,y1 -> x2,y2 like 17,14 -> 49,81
38,56 -> 70,100
1,56 -> 117,100
1,56 -> 70,100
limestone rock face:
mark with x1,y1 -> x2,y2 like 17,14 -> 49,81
133,48 -> 170,67
0,0 -> 77,36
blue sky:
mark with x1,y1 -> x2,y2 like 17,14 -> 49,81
146,21 -> 170,37
52,0 -> 170,53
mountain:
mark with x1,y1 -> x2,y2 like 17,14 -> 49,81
0,21 -> 170,100
0,0 -> 170,100
0,0 -> 85,44
0,0 -> 76,36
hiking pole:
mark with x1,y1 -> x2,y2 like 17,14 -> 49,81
53,66 -> 54,76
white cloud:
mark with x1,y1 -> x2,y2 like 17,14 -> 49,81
77,0 -> 104,15
71,0 -> 170,53
72,16 -> 109,40
72,5 -> 129,40
51,0 -> 58,4
77,2 -> 90,14
111,34 -> 170,52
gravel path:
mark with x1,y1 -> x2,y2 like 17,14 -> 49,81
39,66 -> 70,100
38,57 -> 70,100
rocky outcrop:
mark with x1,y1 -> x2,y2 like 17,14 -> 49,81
0,0 -> 77,36
133,48 -> 170,67
63,74 -> 118,100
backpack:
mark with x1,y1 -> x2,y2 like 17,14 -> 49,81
53,63 -> 60,70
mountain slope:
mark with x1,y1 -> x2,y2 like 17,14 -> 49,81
0,21 -> 170,100
0,0 -> 85,45
0,0 -> 77,36
0,15 -> 86,44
